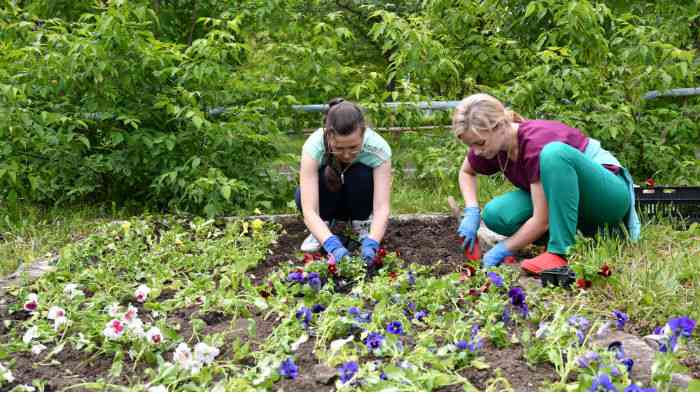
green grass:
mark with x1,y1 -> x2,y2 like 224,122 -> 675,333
0,203 -> 130,276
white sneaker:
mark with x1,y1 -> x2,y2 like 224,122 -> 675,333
300,220 -> 334,252
300,233 -> 321,252
351,216 -> 372,241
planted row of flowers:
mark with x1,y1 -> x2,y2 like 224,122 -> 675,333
0,218 -> 697,392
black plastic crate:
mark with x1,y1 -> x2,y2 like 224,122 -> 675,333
634,186 -> 700,223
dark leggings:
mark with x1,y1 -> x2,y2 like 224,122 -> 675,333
295,163 -> 373,221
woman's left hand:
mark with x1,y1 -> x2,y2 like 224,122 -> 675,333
483,240 -> 513,268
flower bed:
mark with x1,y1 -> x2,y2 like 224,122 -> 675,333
0,216 -> 696,391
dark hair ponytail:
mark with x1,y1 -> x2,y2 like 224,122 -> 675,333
322,98 -> 366,192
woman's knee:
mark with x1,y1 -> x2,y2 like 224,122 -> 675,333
540,141 -> 575,168
482,201 -> 515,236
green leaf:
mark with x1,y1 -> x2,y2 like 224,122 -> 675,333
221,184 -> 231,200
77,136 -> 91,149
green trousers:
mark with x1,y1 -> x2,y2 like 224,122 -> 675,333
482,142 -> 630,255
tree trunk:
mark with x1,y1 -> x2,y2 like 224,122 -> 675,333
187,0 -> 198,46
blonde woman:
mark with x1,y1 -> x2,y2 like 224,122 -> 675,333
452,93 -> 639,274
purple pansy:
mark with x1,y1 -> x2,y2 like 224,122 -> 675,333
338,361 -> 359,384
280,357 -> 298,379
613,310 -> 629,330
287,271 -> 305,283
487,271 -> 504,288
295,306 -> 312,327
576,351 -> 600,368
456,340 -> 468,351
312,304 -> 326,313
624,383 -> 657,392
364,332 -> 384,350
667,316 -> 696,337
307,272 -> 322,291
387,321 -> 404,335
589,373 -> 616,392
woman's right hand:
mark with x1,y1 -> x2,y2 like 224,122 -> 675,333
458,207 -> 481,252
323,235 -> 349,262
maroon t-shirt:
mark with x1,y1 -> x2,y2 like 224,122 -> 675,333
468,120 -> 616,191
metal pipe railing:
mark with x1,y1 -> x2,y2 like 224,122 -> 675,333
79,87 -> 700,120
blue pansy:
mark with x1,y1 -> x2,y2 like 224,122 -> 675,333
312,304 -> 326,313
287,271 -> 305,283
507,287 -> 529,317
667,316 -> 696,337
338,361 -> 359,384
415,310 -> 428,321
487,271 -> 504,288
348,306 -> 360,316
387,321 -> 404,335
576,351 -> 600,368
613,310 -> 629,330
364,332 -> 384,350
307,272 -> 322,291
568,316 -> 590,330
280,357 -> 298,379
589,373 -> 616,392
456,339 -> 468,351
407,271 -> 416,286
380,372 -> 388,380
295,306 -> 312,327
624,383 -> 657,392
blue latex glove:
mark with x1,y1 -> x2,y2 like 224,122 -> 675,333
483,240 -> 513,268
361,237 -> 380,264
323,235 -> 349,263
458,207 -> 481,251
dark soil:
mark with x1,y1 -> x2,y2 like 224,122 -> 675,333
252,215 -> 470,283
5,343 -> 133,391
454,341 -> 558,391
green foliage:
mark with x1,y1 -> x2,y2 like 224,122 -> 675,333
0,1 -> 290,216
1,0 -> 698,217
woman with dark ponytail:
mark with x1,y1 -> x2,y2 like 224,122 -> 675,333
295,98 -> 392,264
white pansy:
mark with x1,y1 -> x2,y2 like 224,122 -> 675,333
194,342 -> 220,365
47,306 -> 67,330
23,326 -> 39,344
31,343 -> 47,355
63,283 -> 84,299
146,327 -> 163,345
0,362 -> 14,383
103,319 -> 126,340
134,284 -> 150,303
123,304 -> 138,323
106,303 -> 120,317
